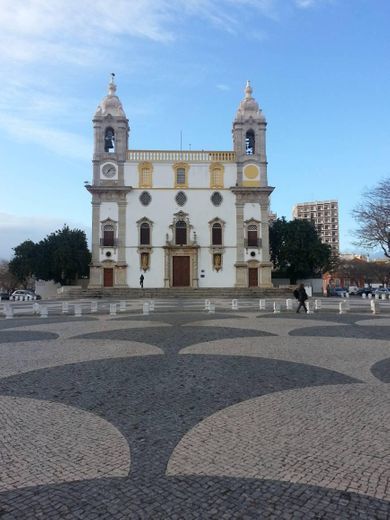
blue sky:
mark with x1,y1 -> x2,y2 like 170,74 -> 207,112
1,0 -> 389,260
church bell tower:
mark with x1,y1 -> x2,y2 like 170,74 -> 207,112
87,74 -> 132,289
231,81 -> 274,288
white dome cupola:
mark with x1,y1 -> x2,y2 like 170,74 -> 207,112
94,73 -> 126,118
93,73 -> 129,162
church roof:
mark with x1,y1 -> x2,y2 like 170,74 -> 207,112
94,74 -> 126,118
234,80 -> 266,123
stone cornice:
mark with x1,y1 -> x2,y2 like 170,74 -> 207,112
230,186 -> 274,196
85,184 -> 132,195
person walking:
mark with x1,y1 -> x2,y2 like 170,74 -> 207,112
294,283 -> 308,313
139,274 -> 144,288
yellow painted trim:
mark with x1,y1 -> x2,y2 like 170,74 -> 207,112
173,162 -> 190,189
209,162 -> 225,189
243,164 -> 259,180
242,180 -> 260,187
138,161 -> 153,188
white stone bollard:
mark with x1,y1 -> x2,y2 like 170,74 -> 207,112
371,300 -> 380,315
368,293 -> 372,299
33,303 -> 40,315
286,299 -> 293,311
109,303 -> 117,316
375,293 -> 379,300
208,303 -> 215,314
149,300 -> 155,312
4,305 -> 14,319
343,299 -> 351,311
259,299 -> 266,311
91,301 -> 98,313
204,299 -> 211,311
62,302 -> 69,314
362,293 -> 367,299
306,301 -> 313,314
273,302 -> 281,314
315,299 -> 322,311
40,305 -> 48,318
345,292 -> 350,298
143,302 -> 150,315
232,299 -> 238,310
381,294 -> 386,300
339,301 -> 347,314
119,300 -> 126,312
74,304 -> 82,317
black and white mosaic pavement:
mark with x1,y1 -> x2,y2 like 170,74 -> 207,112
0,309 -> 389,519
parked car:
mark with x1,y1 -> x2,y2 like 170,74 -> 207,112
356,288 -> 373,296
10,290 -> 41,300
329,287 -> 348,297
348,285 -> 359,295
0,292 -> 10,300
374,287 -> 390,297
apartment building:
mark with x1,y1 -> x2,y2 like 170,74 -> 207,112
292,200 -> 339,254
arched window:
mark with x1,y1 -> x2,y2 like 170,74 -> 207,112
140,223 -> 150,245
247,224 -> 258,247
245,129 -> 255,155
212,223 -> 222,246
175,221 -> 187,245
103,224 -> 115,246
104,127 -> 115,153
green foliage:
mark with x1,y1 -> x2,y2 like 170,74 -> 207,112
9,240 -> 38,287
270,218 -> 333,284
9,226 -> 91,286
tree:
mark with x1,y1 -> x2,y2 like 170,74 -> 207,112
9,226 -> 91,286
352,177 -> 390,258
270,218 -> 334,284
35,226 -> 91,285
8,240 -> 38,287
336,257 -> 390,286
0,260 -> 19,291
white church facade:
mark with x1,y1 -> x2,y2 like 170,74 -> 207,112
86,76 -> 274,289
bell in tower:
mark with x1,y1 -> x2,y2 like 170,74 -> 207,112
93,73 -> 129,162
232,81 -> 268,187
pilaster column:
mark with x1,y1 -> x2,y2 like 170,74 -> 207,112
117,200 -> 127,264
164,249 -> 170,288
235,201 -> 245,262
114,198 -> 128,288
91,200 -> 101,263
234,199 -> 247,287
260,200 -> 270,263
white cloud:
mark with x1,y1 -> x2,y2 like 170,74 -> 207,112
0,115 -> 91,160
216,84 -> 231,91
295,0 -> 331,8
0,213 -> 91,260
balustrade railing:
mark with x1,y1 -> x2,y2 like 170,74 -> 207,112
127,150 -> 236,162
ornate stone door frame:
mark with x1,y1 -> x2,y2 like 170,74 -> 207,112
163,246 -> 199,288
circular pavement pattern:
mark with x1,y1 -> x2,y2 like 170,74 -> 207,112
0,396 -> 130,492
0,309 -> 389,518
168,384 -> 390,501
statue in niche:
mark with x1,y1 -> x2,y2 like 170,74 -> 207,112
141,252 -> 149,271
213,253 -> 222,272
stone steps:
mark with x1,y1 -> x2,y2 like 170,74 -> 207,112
61,287 -> 292,300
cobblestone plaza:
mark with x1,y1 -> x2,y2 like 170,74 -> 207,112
0,304 -> 389,518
